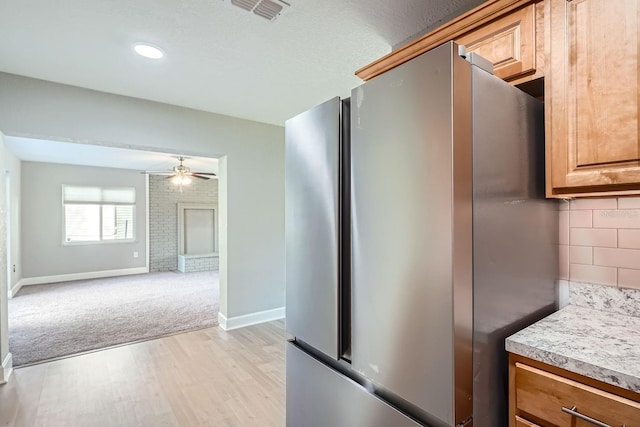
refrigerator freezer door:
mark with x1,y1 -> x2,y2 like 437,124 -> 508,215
285,97 -> 342,359
350,42 -> 473,426
287,343 -> 422,427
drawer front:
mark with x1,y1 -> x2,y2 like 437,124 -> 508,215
515,416 -> 539,427
515,363 -> 640,426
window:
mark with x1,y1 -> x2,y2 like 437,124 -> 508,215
63,185 -> 136,243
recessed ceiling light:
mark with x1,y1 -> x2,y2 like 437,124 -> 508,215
133,43 -> 164,59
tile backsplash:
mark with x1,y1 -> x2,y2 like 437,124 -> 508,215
560,197 -> 640,290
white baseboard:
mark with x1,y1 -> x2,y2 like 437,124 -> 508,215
8,279 -> 24,299
218,306 -> 285,331
1,353 -> 13,385
19,267 -> 149,287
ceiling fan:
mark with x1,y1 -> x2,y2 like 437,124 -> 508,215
141,156 -> 217,185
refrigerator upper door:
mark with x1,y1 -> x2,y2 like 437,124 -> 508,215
285,97 -> 342,359
350,43 -> 473,426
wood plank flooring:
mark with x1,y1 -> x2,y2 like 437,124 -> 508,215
0,321 -> 289,427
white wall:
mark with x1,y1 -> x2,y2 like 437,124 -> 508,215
0,131 -> 20,381
0,72 -> 285,322
21,162 -> 147,278
3,142 -> 22,296
5,144 -> 21,294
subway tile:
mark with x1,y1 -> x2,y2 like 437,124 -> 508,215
570,228 -> 617,247
569,246 -> 592,265
618,268 -> 640,290
569,210 -> 592,228
570,198 -> 617,210
618,197 -> 640,209
593,247 -> 640,269
569,263 -> 617,286
619,229 -> 640,249
559,245 -> 569,280
593,209 -> 640,229
559,200 -> 570,210
559,211 -> 569,245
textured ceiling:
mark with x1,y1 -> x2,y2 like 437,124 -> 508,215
0,0 -> 485,126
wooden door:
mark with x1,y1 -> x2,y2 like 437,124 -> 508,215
546,0 -> 640,197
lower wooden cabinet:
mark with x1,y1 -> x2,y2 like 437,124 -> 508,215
515,416 -> 539,427
509,355 -> 640,427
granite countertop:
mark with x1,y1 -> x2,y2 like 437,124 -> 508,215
506,303 -> 640,393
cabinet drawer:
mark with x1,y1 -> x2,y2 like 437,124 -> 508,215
515,416 -> 539,427
515,362 -> 640,426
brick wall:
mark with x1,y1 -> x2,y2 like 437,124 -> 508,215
149,175 -> 218,272
180,255 -> 220,272
560,197 -> 640,290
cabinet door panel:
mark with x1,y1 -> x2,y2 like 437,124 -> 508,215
456,4 -> 537,81
571,0 -> 639,167
547,0 -> 640,197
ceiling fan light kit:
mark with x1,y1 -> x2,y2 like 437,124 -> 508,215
170,174 -> 192,186
142,156 -> 217,191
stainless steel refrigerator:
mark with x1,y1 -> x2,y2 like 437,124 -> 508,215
284,42 -> 558,427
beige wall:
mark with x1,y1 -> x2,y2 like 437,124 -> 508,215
560,197 -> 640,289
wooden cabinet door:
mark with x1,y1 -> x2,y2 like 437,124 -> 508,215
456,3 -> 541,82
546,0 -> 640,197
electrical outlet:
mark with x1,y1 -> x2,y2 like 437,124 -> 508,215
133,251 -> 139,258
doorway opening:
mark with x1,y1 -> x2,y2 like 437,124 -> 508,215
4,137 -> 224,367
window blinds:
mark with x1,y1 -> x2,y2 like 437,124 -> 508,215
63,186 -> 136,204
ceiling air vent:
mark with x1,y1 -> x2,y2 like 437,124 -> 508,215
230,0 -> 258,12
228,0 -> 290,21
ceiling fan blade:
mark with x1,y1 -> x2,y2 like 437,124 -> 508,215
191,174 -> 210,180
191,172 -> 217,176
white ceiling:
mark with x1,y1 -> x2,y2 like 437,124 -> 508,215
5,136 -> 218,173
0,0 -> 485,126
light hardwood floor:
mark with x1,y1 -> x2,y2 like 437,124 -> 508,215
0,321 -> 288,427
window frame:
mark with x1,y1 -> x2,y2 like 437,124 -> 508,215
61,185 -> 137,246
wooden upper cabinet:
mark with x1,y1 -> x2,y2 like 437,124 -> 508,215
455,3 -> 543,83
355,0 -> 544,83
546,0 -> 640,197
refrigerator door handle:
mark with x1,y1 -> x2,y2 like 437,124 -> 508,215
338,98 -> 352,362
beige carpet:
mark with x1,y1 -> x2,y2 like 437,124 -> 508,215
9,271 -> 219,366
